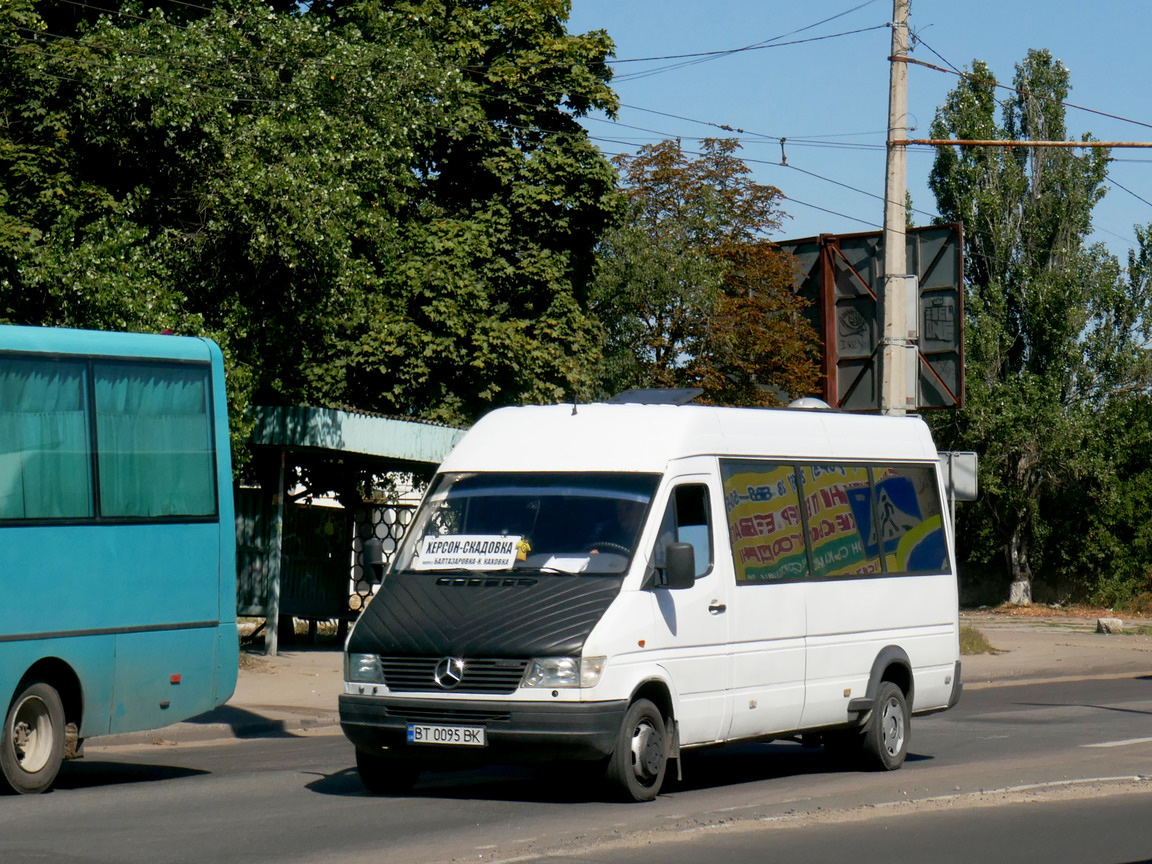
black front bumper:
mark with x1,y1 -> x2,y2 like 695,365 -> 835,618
339,693 -> 629,764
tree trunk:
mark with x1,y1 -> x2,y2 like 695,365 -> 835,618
1006,516 -> 1033,605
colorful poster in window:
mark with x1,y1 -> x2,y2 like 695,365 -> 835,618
801,465 -> 880,577
873,466 -> 949,573
721,462 -> 808,582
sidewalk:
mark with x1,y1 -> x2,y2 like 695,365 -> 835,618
93,611 -> 1152,748
961,609 -> 1152,685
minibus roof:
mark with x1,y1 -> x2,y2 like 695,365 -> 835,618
439,403 -> 940,474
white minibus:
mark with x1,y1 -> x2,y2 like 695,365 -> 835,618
339,401 -> 961,801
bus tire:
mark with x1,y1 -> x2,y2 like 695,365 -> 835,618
1,682 -> 66,795
605,698 -> 667,802
355,749 -> 420,795
861,681 -> 909,771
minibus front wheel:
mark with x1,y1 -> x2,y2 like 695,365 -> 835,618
1,681 -> 66,795
606,698 -> 668,802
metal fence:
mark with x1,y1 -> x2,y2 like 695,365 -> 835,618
236,489 -> 415,621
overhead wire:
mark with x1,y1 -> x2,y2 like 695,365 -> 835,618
609,0 -> 883,83
911,33 -> 1152,133
610,0 -> 879,63
906,32 -> 1150,255
614,103 -> 894,152
613,25 -> 888,83
1109,177 -> 1152,211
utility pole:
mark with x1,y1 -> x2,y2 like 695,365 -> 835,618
881,0 -> 914,415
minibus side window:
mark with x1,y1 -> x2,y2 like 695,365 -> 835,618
800,464 -> 882,577
873,464 -> 951,575
652,484 -> 713,578
720,460 -> 808,583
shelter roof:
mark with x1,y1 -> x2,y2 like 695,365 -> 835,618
250,406 -> 465,467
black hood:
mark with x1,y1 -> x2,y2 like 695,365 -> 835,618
347,572 -> 625,657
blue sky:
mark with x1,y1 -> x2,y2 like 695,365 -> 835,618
567,0 -> 1152,262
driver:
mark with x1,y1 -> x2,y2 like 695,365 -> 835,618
585,497 -> 644,554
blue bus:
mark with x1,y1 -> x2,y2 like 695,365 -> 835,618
0,325 -> 238,794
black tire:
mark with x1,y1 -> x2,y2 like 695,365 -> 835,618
355,749 -> 421,795
1,682 -> 66,795
861,681 -> 909,771
605,698 -> 668,802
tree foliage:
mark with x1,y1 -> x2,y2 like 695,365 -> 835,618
590,138 -> 819,404
928,49 -> 1152,603
0,0 -> 619,457
337,0 -> 621,422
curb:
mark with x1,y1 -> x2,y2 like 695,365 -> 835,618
92,709 -> 341,748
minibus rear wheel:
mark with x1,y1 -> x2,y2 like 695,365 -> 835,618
861,681 -> 909,770
355,749 -> 421,795
1,681 -> 66,795
606,698 -> 668,802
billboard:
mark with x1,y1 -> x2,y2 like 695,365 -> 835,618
776,224 -> 964,411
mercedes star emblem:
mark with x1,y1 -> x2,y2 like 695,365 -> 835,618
434,656 -> 465,689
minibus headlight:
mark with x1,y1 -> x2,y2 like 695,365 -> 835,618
521,656 -> 606,689
346,652 -> 384,684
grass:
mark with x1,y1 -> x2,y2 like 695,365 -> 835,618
959,623 -> 998,655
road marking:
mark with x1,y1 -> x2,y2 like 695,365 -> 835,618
1083,737 -> 1152,748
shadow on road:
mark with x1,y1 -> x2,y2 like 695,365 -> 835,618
183,704 -> 313,739
305,741 -> 932,803
52,759 -> 208,791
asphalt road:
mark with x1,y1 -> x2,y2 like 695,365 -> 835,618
3,675 -> 1152,864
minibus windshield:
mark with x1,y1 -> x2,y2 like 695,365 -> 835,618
393,472 -> 661,575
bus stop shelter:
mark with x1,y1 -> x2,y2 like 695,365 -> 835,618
237,406 -> 465,654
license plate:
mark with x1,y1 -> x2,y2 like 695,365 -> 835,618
406,723 -> 486,747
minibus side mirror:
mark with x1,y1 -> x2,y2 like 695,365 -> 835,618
663,542 -> 696,589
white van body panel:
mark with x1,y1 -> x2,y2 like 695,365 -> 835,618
725,579 -> 807,740
605,463 -> 733,745
804,575 -> 960,726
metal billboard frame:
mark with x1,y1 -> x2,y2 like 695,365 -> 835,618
776,223 -> 964,412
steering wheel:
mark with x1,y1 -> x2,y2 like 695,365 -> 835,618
585,541 -> 631,556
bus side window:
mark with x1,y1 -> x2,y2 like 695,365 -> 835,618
653,484 -> 713,578
0,357 -> 92,520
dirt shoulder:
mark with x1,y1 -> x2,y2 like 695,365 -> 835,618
960,604 -> 1152,686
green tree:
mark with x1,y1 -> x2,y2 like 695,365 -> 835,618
1,0 -> 459,453
928,49 -> 1152,603
340,0 -> 621,423
1044,228 -> 1152,606
590,138 -> 819,404
1,0 -> 620,450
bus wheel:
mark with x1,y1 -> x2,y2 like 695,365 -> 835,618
606,698 -> 667,802
861,681 -> 909,771
1,682 -> 66,795
355,749 -> 420,795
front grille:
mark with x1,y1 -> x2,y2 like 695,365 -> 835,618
380,657 -> 528,695
384,706 -> 512,725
